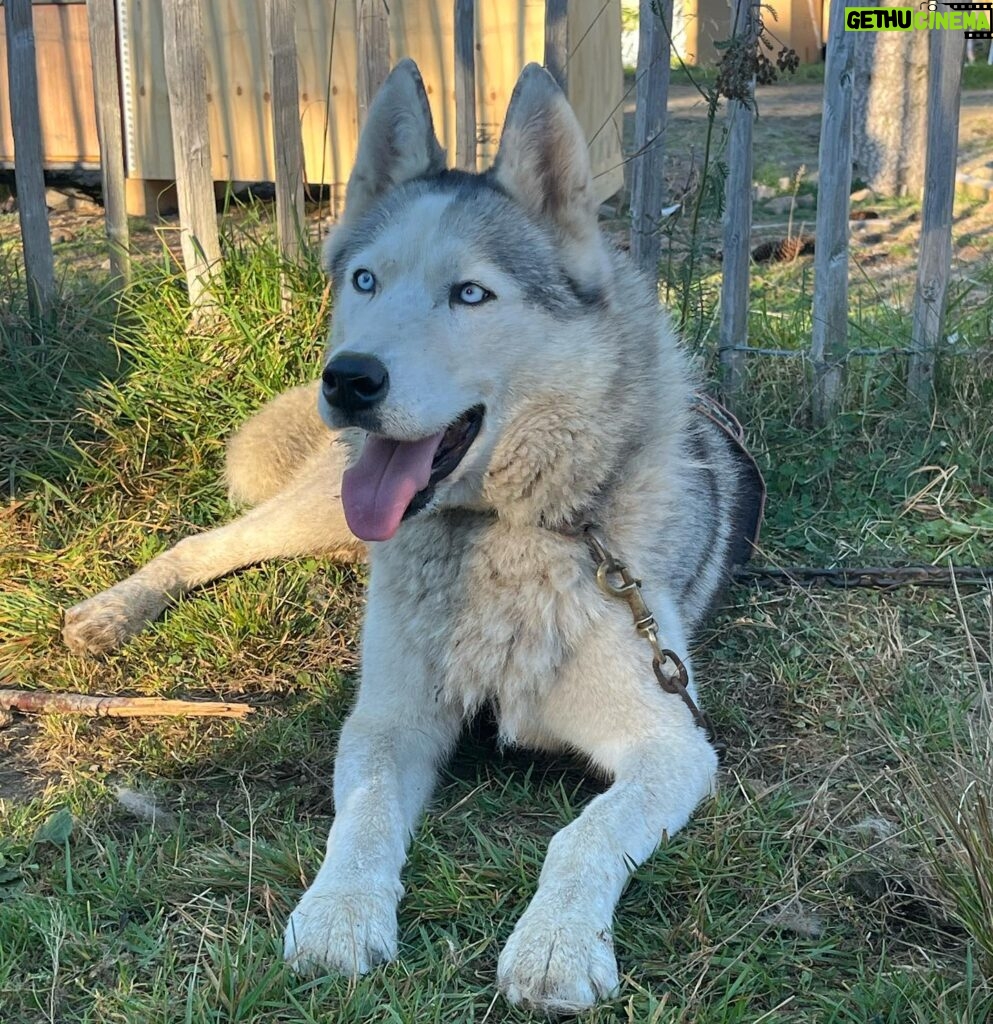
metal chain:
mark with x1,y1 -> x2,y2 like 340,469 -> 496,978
734,565 -> 993,589
582,526 -> 722,753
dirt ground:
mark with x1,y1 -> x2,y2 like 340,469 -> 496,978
611,81 -> 993,301
663,82 -> 993,184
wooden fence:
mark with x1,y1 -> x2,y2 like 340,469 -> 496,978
625,0 -> 966,418
3,0 -> 971,417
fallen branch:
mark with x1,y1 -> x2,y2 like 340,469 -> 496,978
734,565 -> 993,590
0,690 -> 254,719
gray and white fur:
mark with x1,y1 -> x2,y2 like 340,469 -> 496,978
63,61 -> 762,1015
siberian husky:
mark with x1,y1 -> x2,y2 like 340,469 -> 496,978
64,61 -> 762,1014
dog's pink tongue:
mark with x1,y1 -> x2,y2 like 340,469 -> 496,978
341,432 -> 445,541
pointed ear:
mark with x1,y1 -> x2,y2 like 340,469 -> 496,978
342,59 -> 447,225
492,63 -> 609,291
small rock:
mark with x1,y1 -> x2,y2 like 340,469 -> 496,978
115,786 -> 177,831
850,218 -> 891,233
850,186 -> 876,202
795,194 -> 816,209
762,900 -> 824,939
0,195 -> 15,214
46,188 -> 101,215
66,194 -> 102,215
51,229 -> 75,244
46,188 -> 70,211
765,196 -> 795,215
777,176 -> 793,190
753,183 -> 777,200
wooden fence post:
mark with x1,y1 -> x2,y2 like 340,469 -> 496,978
4,0 -> 55,317
454,0 -> 476,171
544,0 -> 568,91
266,0 -> 306,310
907,28 -> 965,404
809,1 -> 854,426
719,0 -> 756,404
86,0 -> 131,288
357,0 -> 391,130
161,0 -> 223,315
630,0 -> 671,278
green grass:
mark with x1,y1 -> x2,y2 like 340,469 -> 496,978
665,62 -> 827,88
963,59 -> 993,90
2,200 -> 993,1023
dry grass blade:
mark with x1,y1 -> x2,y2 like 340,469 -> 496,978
882,577 -> 993,986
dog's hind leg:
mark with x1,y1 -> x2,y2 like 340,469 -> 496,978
497,610 -> 718,1015
223,381 -> 332,508
63,433 -> 365,655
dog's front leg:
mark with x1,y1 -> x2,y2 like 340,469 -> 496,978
497,644 -> 718,1015
284,617 -> 461,976
63,443 -> 363,655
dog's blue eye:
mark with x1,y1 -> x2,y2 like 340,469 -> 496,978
453,282 -> 493,306
353,269 -> 376,293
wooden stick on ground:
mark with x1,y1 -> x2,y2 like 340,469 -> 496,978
0,690 -> 254,719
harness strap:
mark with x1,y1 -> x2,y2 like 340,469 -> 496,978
691,393 -> 767,555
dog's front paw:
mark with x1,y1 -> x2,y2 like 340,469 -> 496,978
63,583 -> 168,655
497,902 -> 619,1015
284,884 -> 399,977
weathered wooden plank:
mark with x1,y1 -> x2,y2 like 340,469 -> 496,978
908,27 -> 965,404
544,0 -> 568,91
266,0 -> 305,308
4,0 -> 55,316
567,0 -> 624,203
118,2 -> 621,203
0,3 -> 100,167
718,0 -> 756,404
629,0 -> 670,278
357,0 -> 390,131
809,0 -> 854,426
454,0 -> 476,171
85,0 -> 130,287
161,0 -> 222,313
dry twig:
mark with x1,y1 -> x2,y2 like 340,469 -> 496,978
0,690 -> 253,719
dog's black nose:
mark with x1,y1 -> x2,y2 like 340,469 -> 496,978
322,352 -> 390,412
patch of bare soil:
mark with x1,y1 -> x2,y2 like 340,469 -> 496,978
0,717 -> 50,804
617,81 -> 993,305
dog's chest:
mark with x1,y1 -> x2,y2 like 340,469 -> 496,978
374,517 -> 605,734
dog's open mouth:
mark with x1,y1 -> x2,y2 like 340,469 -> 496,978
341,405 -> 484,542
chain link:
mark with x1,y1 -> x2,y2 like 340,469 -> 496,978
583,526 -> 722,753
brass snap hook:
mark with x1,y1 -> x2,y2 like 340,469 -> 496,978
595,560 -> 639,599
581,523 -> 723,754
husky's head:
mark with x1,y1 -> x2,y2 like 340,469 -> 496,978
319,60 -> 640,542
